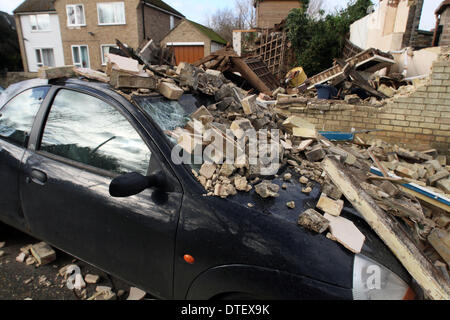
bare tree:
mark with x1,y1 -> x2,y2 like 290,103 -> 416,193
306,0 -> 324,20
234,0 -> 256,29
206,0 -> 256,42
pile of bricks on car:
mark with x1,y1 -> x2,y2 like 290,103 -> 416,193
35,39 -> 450,300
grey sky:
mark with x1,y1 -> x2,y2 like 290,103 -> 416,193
0,0 -> 441,31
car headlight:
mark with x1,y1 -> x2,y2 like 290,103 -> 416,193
353,254 -> 414,300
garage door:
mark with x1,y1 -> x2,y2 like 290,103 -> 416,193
170,45 -> 204,65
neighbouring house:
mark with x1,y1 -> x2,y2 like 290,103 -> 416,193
161,20 -> 227,64
349,0 -> 433,52
14,0 -> 184,72
433,0 -> 450,46
0,11 -> 22,72
254,0 -> 302,29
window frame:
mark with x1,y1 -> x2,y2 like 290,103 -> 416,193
71,45 -> 90,68
36,87 -> 153,178
170,15 -> 175,30
29,14 -> 51,32
100,44 -> 117,65
66,4 -> 86,27
0,86 -> 51,148
97,2 -> 126,26
34,48 -> 56,68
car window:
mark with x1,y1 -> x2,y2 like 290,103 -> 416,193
0,86 -> 50,147
40,89 -> 151,176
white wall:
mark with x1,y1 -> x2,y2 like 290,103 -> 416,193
349,0 -> 412,52
211,41 -> 225,54
19,13 -> 65,72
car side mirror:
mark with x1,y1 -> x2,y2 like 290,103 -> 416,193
109,171 -> 170,198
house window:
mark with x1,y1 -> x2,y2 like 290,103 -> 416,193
72,45 -> 89,68
101,45 -> 117,65
97,2 -> 125,25
66,4 -> 86,26
170,15 -> 175,30
35,48 -> 55,68
30,14 -> 50,31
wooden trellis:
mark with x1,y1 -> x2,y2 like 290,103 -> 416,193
252,29 -> 287,80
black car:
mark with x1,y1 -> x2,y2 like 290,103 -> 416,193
0,78 -> 417,300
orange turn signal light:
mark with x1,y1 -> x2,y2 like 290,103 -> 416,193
184,254 -> 195,264
403,287 -> 415,300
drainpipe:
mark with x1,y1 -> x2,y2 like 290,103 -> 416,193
432,13 -> 440,46
141,1 -> 146,40
389,48 -> 409,77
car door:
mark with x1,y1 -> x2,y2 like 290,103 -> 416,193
19,87 -> 182,299
0,86 -> 50,229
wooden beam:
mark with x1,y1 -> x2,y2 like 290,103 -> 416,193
322,157 -> 450,300
193,54 -> 217,67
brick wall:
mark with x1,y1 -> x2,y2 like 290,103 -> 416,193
256,0 -> 301,28
0,72 -> 36,88
279,60 -> 450,155
139,5 -> 182,44
55,0 -> 141,71
161,20 -> 212,57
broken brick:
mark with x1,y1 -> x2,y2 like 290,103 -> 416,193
305,147 -> 326,162
30,242 -> 56,266
241,95 -> 258,115
298,209 -> 329,234
199,163 -> 217,180
316,193 -> 344,217
428,170 -> 450,186
255,180 -> 280,198
158,81 -> 184,100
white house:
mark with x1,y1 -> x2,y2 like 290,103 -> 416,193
14,1 -> 65,72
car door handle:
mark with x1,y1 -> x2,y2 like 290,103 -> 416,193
28,169 -> 48,185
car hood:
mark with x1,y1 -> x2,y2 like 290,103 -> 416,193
225,167 -> 411,284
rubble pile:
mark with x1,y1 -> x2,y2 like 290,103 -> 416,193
35,39 -> 450,299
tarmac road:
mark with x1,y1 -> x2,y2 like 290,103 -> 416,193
0,222 -> 141,300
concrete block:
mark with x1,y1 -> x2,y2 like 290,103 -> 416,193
158,82 -> 183,100
38,66 -> 75,79
110,70 -> 157,89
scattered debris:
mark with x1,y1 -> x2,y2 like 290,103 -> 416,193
84,274 -> 100,284
158,81 -> 183,100
38,275 -> 51,287
254,180 -> 280,198
325,213 -> 365,254
286,201 -> 296,209
30,242 -> 56,266
298,209 -> 330,234
16,252 -> 27,263
316,193 -> 344,217
127,287 -> 147,300
34,37 -> 450,300
38,65 -> 75,80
